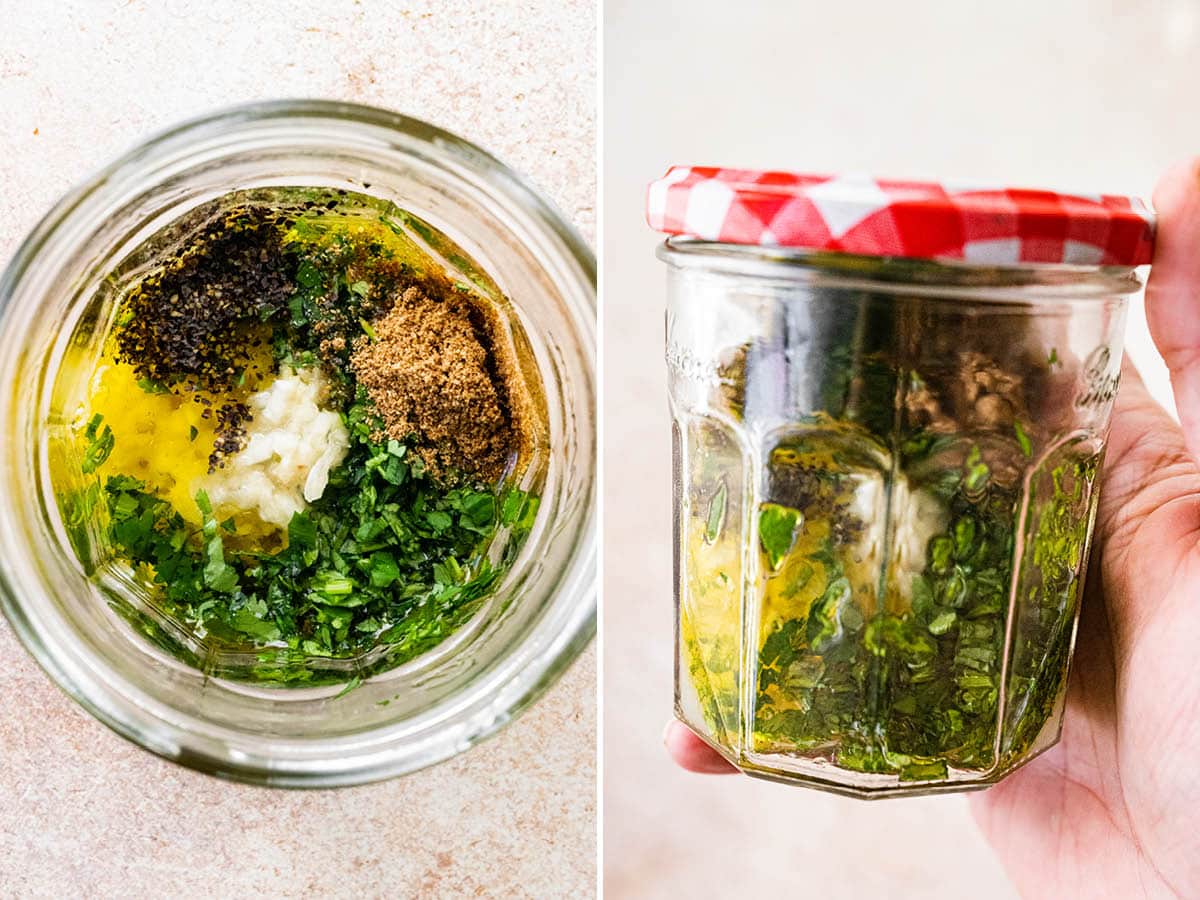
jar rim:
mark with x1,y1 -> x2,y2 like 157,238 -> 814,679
0,99 -> 597,787
657,237 -> 1143,299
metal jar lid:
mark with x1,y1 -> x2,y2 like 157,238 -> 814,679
647,167 -> 1155,266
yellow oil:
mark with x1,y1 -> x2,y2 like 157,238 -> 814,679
676,418 -> 745,745
86,360 -> 215,523
79,331 -> 278,542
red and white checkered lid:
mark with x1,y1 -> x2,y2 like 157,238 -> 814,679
646,167 -> 1155,266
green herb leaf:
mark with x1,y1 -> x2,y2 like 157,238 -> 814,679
928,609 -> 958,635
1013,420 -> 1032,457
455,491 -> 496,530
929,535 -> 954,575
287,511 -> 318,550
195,490 -> 239,592
312,570 -> 356,597
425,510 -> 452,532
954,517 -> 977,559
368,551 -> 401,588
231,602 -> 281,640
81,414 -> 115,474
705,480 -> 727,544
295,260 -> 322,288
136,377 -> 170,395
963,446 -> 990,493
759,503 -> 803,570
500,489 -> 539,532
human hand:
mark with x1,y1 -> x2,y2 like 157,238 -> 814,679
665,161 -> 1200,898
966,161 -> 1200,899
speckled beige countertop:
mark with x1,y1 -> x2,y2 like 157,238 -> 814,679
0,2 -> 595,897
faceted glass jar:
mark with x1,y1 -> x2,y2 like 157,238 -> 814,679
663,238 -> 1139,797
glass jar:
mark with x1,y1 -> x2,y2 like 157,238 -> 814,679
652,169 -> 1152,797
0,100 -> 596,787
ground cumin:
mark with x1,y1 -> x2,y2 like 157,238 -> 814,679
350,283 -> 523,482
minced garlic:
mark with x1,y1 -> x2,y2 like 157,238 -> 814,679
202,366 -> 349,529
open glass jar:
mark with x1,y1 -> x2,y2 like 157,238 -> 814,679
650,168 -> 1153,797
0,100 -> 595,787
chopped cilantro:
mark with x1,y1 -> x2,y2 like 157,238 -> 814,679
61,189 -> 538,687
704,480 -> 727,544
500,489 -> 539,531
81,414 -> 114,474
1013,420 -> 1032,457
136,377 -> 169,394
758,503 -> 803,570
686,422 -> 1098,780
963,445 -> 990,493
96,419 -> 527,668
295,259 -> 322,288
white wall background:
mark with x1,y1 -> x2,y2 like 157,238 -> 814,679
603,1 -> 1198,896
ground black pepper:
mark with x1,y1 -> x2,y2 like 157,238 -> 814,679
115,206 -> 292,391
113,205 -> 293,469
108,190 -> 532,480
209,401 -> 252,471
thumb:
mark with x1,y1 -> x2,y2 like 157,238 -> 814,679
1146,158 -> 1200,464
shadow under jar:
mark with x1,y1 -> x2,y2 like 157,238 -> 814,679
0,101 -> 596,787
649,168 -> 1154,797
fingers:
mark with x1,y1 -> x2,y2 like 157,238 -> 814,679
1094,359 -> 1200,562
1090,359 -> 1200,653
1147,158 -> 1200,464
663,721 -> 738,774
1100,359 -> 1194,514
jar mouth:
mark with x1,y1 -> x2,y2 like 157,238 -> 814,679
0,100 -> 596,787
658,237 -> 1143,299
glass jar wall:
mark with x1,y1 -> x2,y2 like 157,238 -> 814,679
664,239 -> 1137,796
0,101 -> 596,787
